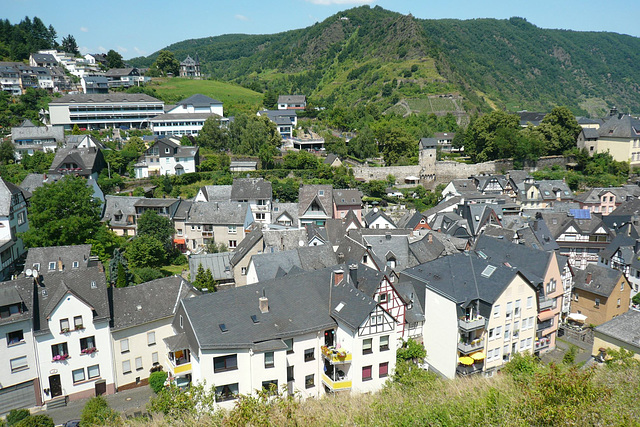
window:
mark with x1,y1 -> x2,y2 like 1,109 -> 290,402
378,293 -> 388,303
136,357 -> 143,371
304,348 -> 314,362
489,328 -> 495,340
214,354 -> 238,372
363,338 -> 373,354
621,281 -> 625,291
228,240 -> 237,249
305,374 -> 315,388
228,225 -> 237,234
152,352 -> 159,365
514,300 -> 521,317
504,324 -> 511,341
493,305 -> 500,317
256,213 -> 265,221
10,356 -> 28,373
284,338 -> 294,354
49,262 -> 56,270
595,298 -> 600,307
215,383 -> 239,402
362,365 -> 372,381
574,293 -> 579,302
617,298 -> 621,307
51,342 -> 68,358
7,330 -> 24,346
177,229 -> 183,236
74,316 -> 83,329
147,331 -> 156,346
72,368 -> 85,383
546,280 -> 557,294
88,364 -> 100,379
506,302 -> 513,320
513,321 -> 520,339
265,351 -> 274,368
60,318 -> 70,332
17,211 -> 26,225
527,296 -> 533,309
80,336 -> 95,352
495,326 -> 502,339
72,261 -> 79,269
180,315 -> 183,328
380,335 -> 390,351
287,365 -> 294,382
120,339 -> 129,353
261,380 -> 278,394
379,362 -> 389,378
122,360 -> 131,374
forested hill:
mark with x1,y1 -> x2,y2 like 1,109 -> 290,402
129,6 -> 640,116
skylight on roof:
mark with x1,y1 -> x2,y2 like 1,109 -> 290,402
334,302 -> 345,312
219,324 -> 228,332
251,315 -> 259,323
481,265 -> 497,278
477,251 -> 488,260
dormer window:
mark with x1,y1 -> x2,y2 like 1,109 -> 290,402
318,190 -> 324,196
165,148 -> 171,154
48,262 -> 56,270
73,261 -> 79,269
91,281 -> 97,289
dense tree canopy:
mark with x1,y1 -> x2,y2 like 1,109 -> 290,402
137,210 -> 174,248
61,34 -> 79,55
153,50 -> 180,76
20,176 -> 102,248
106,49 -> 125,68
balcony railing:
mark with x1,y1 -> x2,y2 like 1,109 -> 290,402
321,346 -> 352,364
539,296 -> 555,311
456,363 -> 483,376
458,316 -> 487,331
321,373 -> 352,391
534,337 -> 551,351
458,340 -> 484,354
202,231 -> 214,238
537,319 -> 553,331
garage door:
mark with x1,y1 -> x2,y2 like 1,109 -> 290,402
0,380 -> 36,416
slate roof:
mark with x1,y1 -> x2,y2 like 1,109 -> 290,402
272,202 -> 299,226
333,189 -> 362,207
32,265 -> 109,335
278,95 -> 306,104
594,310 -> 640,348
364,209 -> 396,227
263,228 -> 308,252
408,233 -> 446,264
199,185 -> 232,202
598,114 -> 640,139
250,245 -> 337,283
324,153 -> 340,165
299,185 -> 333,217
0,178 -> 28,216
401,252 -> 531,318
542,211 -> 610,238
25,245 -> 93,273
49,145 -> 103,175
363,234 -> 411,270
187,201 -> 249,225
176,93 -> 221,107
0,277 -> 34,327
49,93 -> 161,104
105,68 -> 138,77
31,53 -> 56,63
230,227 -> 263,267
419,137 -> 437,149
189,253 -> 234,282
102,195 -> 143,226
518,111 -> 547,126
112,276 -> 198,331
231,178 -> 272,200
581,128 -> 600,139
573,264 -> 624,297
179,265 -> 378,350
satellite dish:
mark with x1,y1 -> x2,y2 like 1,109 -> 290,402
299,240 -> 305,247
25,269 -> 33,277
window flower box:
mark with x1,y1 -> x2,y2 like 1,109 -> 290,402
60,328 -> 70,333
75,325 -> 85,331
52,354 -> 69,362
81,347 -> 97,355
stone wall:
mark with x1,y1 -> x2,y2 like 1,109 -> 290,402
352,155 -> 569,187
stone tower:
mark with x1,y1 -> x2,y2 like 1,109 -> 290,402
419,137 -> 437,187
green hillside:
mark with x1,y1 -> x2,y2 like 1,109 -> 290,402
129,6 -> 640,117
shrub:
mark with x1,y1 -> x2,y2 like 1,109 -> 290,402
80,396 -> 119,426
6,409 -> 30,426
149,371 -> 168,394
14,415 -> 54,427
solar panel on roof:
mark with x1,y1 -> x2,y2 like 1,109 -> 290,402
570,209 -> 591,219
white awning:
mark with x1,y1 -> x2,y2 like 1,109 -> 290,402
568,313 -> 587,322
405,176 -> 420,181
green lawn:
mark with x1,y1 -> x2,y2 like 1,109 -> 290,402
148,78 -> 263,115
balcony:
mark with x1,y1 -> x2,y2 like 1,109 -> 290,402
321,346 -> 352,364
537,319 -> 553,332
456,363 -> 483,376
321,373 -> 352,391
458,316 -> 487,331
458,339 -> 484,354
539,296 -> 555,311
253,205 -> 269,211
167,348 -> 191,375
534,337 -> 551,351
201,231 -> 214,238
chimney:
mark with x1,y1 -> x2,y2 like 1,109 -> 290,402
427,234 -> 433,243
533,220 -> 539,231
385,232 -> 391,240
586,272 -> 592,284
337,252 -> 345,264
259,289 -> 269,313
349,264 -> 358,285
333,269 -> 344,286
57,258 -> 63,272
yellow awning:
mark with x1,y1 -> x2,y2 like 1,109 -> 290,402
458,356 -> 474,366
470,351 -> 485,361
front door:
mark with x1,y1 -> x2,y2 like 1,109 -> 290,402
49,375 -> 62,398
95,380 -> 106,396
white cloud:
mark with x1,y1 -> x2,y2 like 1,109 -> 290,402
98,46 -> 107,53
133,47 -> 147,56
305,0 -> 374,5
79,46 -> 90,55
235,14 -> 249,21
117,46 -> 128,53
80,26 -> 89,32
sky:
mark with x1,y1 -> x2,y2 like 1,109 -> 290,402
5,0 -> 640,60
